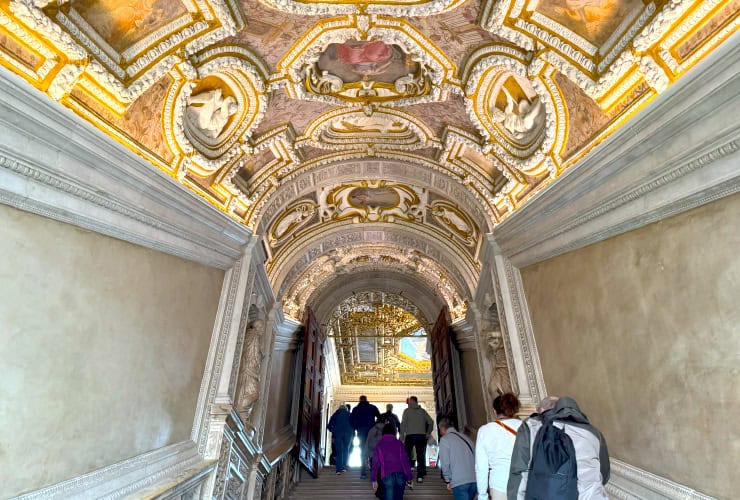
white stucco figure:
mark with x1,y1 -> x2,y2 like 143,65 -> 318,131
236,319 -> 266,422
493,87 -> 543,137
273,204 -> 316,241
432,205 -> 471,233
186,88 -> 238,139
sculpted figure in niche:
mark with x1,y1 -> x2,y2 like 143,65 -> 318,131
484,329 -> 512,404
236,319 -> 266,423
492,86 -> 543,138
186,88 -> 238,138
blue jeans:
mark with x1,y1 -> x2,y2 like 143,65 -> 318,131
452,482 -> 477,500
381,472 -> 406,500
334,434 -> 351,472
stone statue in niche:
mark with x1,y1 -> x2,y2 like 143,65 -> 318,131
236,319 -> 266,424
483,329 -> 512,404
186,88 -> 238,138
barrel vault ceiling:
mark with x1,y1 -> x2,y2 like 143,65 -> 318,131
0,0 -> 735,340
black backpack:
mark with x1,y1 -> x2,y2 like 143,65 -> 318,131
524,415 -> 578,500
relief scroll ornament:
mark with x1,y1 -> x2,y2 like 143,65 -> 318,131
320,181 -> 424,223
235,319 -> 266,432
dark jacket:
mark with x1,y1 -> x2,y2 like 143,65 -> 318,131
508,397 -> 610,500
328,407 -> 354,439
379,411 -> 401,432
371,435 -> 412,482
351,401 -> 381,431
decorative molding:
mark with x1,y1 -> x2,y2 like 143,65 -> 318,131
0,66 -> 251,270
493,33 -> 740,268
487,235 -> 546,407
606,459 -> 716,500
14,441 -> 203,500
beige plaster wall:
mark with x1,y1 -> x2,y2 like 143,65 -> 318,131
520,193 -> 740,499
0,205 -> 225,497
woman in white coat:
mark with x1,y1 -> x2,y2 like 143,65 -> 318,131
475,393 -> 522,500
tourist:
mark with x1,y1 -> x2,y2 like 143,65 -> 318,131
508,396 -> 610,499
400,396 -> 434,483
379,403 -> 401,434
327,404 -> 354,475
371,423 -> 413,500
366,417 -> 388,498
475,393 -> 522,500
351,395 -> 381,479
438,417 -> 477,500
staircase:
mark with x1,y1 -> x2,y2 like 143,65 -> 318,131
288,467 -> 451,499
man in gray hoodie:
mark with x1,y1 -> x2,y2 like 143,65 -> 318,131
438,417 -> 477,500
401,396 -> 434,482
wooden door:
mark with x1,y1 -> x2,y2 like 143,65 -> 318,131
297,307 -> 325,477
430,307 -> 457,426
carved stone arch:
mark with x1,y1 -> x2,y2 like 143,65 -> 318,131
269,224 -> 477,302
253,158 -> 491,235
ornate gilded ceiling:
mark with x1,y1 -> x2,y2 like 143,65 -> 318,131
329,291 -> 433,386
0,0 -> 735,330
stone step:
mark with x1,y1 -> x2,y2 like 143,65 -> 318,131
288,467 -> 450,499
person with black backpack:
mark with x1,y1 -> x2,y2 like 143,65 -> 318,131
507,396 -> 610,500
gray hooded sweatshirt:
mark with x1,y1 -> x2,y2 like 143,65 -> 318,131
508,397 -> 610,500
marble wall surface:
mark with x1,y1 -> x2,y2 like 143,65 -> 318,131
0,204 -> 224,497
520,192 -> 740,499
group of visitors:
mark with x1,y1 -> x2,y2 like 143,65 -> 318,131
327,395 -> 434,499
328,393 -> 610,500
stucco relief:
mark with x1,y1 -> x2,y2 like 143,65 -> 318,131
235,319 -> 266,428
268,200 -> 318,246
430,200 -> 478,247
320,181 -> 424,223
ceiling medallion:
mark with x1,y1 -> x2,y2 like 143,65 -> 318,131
304,40 -> 433,103
278,15 -> 456,107
320,180 -> 423,223
463,44 -> 566,179
163,46 -> 268,177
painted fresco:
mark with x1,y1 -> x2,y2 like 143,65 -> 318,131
348,187 -> 400,209
317,41 -> 419,84
71,0 -> 188,52
536,0 -> 644,46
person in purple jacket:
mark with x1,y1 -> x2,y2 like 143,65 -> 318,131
371,423 -> 413,500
